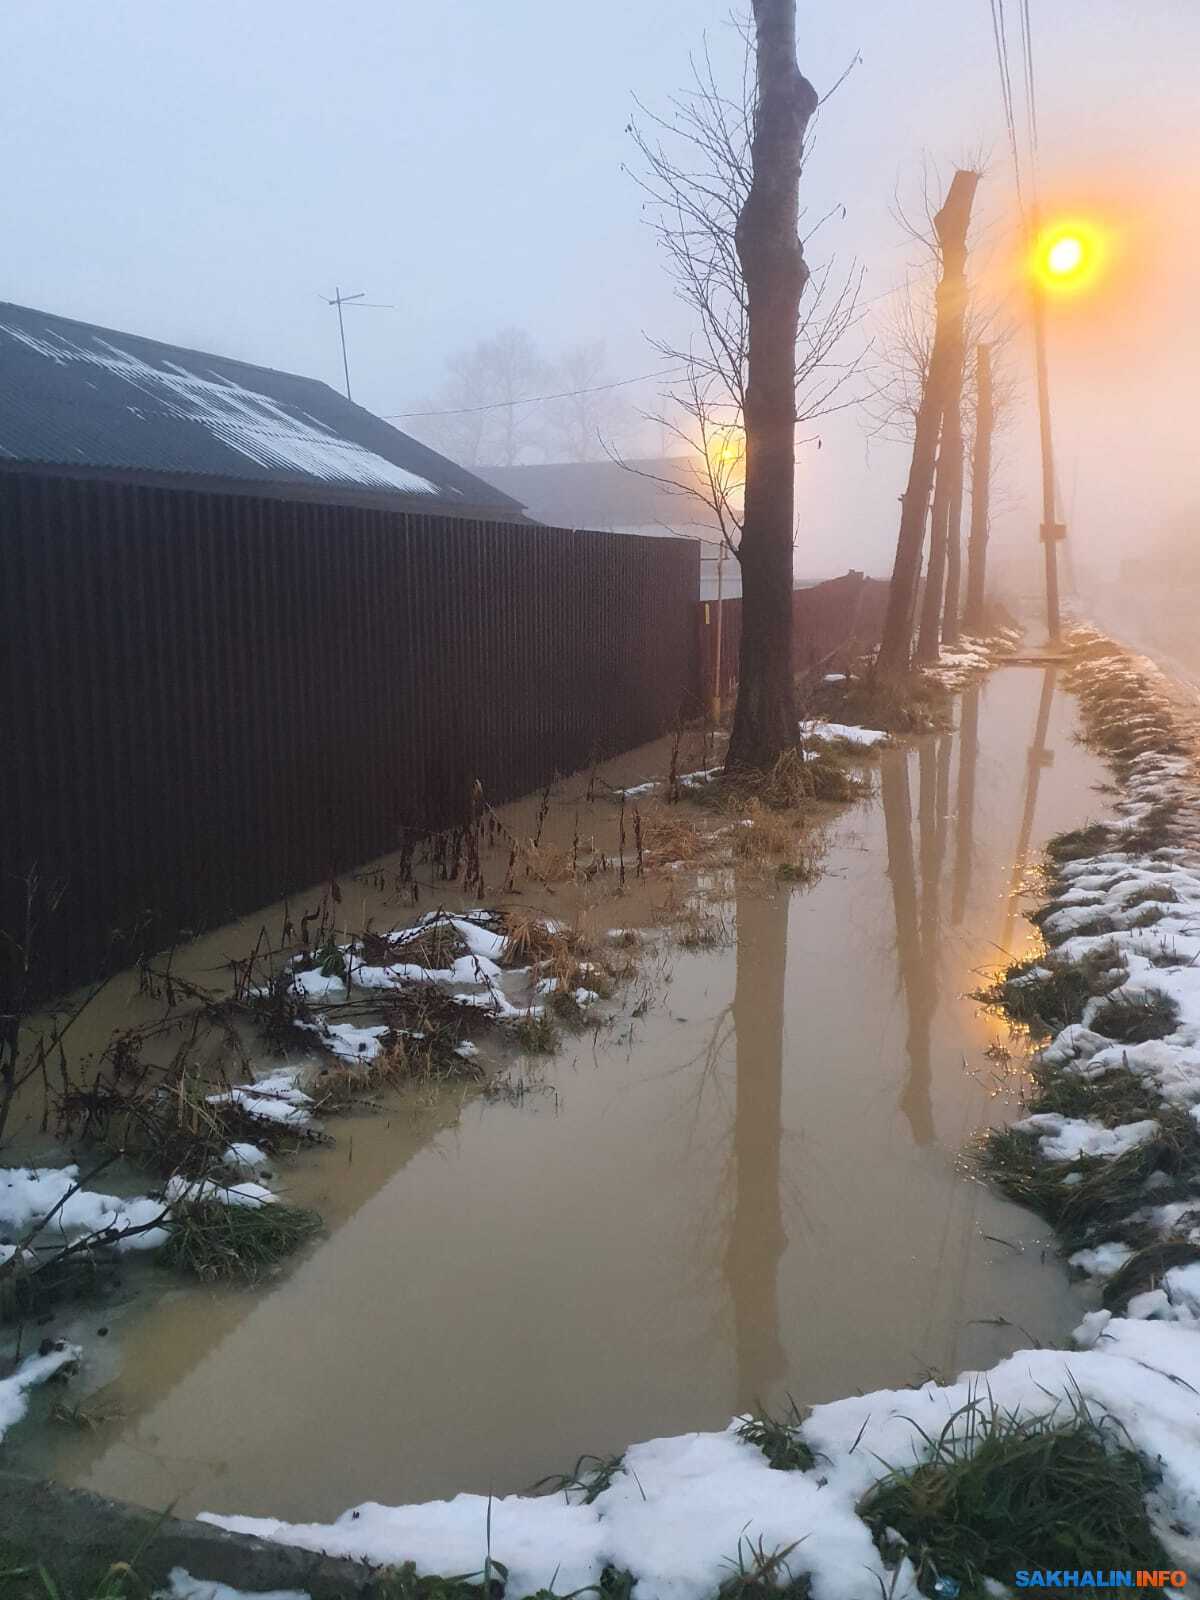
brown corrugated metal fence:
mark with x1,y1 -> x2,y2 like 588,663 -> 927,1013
1,472 -> 700,1000
696,571 -> 890,701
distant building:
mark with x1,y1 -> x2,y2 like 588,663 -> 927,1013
0,300 -> 525,521
483,457 -> 739,599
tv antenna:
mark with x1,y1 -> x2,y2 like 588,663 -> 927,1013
319,287 -> 395,402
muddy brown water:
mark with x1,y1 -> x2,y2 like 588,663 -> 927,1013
9,666 -> 1108,1524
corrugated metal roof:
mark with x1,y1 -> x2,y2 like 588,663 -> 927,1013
0,301 -> 524,517
483,457 -> 725,534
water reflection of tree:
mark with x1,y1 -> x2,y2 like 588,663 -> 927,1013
951,684 -> 980,924
662,885 -> 800,1405
882,746 -> 936,1146
724,884 -> 789,1411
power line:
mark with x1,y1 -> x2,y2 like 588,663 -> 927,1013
1017,0 -> 1041,203
384,366 -> 684,421
387,278 -> 904,424
988,0 -> 1024,211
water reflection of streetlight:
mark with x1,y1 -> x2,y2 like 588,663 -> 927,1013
998,665 -> 1058,958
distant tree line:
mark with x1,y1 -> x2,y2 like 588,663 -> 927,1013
408,330 -> 632,468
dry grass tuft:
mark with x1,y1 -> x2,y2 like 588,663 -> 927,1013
638,803 -> 719,867
730,800 -> 803,862
720,746 -> 868,811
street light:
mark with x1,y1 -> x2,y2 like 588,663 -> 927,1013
1026,215 -> 1104,644
1046,235 -> 1084,278
1032,219 -> 1104,297
701,428 -> 744,723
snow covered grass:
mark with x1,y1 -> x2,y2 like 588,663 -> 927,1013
919,627 -> 1024,692
858,1387 -> 1169,1596
23,624 -> 1200,1597
979,624 -> 1200,1322
0,900 -> 638,1326
796,721 -> 890,752
198,1316 -> 1200,1600
973,946 -> 1125,1037
0,1156 -> 321,1313
733,1402 -> 816,1473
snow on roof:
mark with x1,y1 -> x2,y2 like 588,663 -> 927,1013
0,301 -> 526,516
0,312 -> 436,495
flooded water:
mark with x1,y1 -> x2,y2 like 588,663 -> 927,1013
13,666 -> 1109,1523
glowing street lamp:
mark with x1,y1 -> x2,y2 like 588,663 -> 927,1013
701,428 -> 743,722
1026,215 -> 1104,643
1046,234 -> 1084,278
1031,219 -> 1103,297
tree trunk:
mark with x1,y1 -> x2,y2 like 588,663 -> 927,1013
877,170 -> 979,674
725,0 -> 818,773
915,213 -> 973,664
916,432 -> 951,663
962,343 -> 993,634
941,412 -> 965,644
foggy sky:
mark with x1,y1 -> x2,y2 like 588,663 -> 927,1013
4,1 -> 1197,589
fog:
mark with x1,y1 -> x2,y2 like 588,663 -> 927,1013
5,0 -> 1197,592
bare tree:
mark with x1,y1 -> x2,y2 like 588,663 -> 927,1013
545,341 -> 631,462
877,169 -> 980,674
940,407 -> 967,644
629,11 -> 862,768
962,342 -> 995,633
411,327 -> 548,468
868,234 -> 1018,646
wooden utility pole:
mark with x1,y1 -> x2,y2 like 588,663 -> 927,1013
725,0 -> 819,772
878,170 -> 979,674
962,343 -> 993,634
1030,269 -> 1064,641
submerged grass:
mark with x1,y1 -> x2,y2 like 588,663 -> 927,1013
513,1011 -> 561,1054
160,1197 -> 321,1282
859,1392 -> 1169,1599
671,900 -> 733,951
